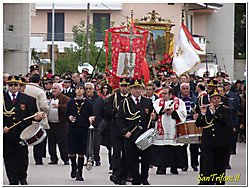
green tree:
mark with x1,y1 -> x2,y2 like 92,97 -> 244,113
56,19 -> 108,75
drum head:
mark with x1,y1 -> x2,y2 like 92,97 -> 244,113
135,128 -> 154,143
176,135 -> 202,144
20,123 -> 40,140
176,120 -> 196,126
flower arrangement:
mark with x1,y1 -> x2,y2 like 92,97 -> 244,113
156,53 -> 174,74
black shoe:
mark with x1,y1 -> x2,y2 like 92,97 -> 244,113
156,170 -> 166,175
48,161 -> 58,165
95,161 -> 101,166
9,181 -> 19,185
76,176 -> 84,181
110,175 -> 120,185
64,161 -> 70,165
126,176 -> 133,182
226,165 -> 232,170
170,168 -> 179,175
119,180 -> 127,185
182,167 -> 188,171
71,169 -> 77,178
142,180 -> 150,185
35,161 -> 43,165
131,180 -> 141,185
20,179 -> 28,185
192,166 -> 198,171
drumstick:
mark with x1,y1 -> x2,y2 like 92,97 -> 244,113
147,110 -> 155,129
130,126 -> 138,133
8,113 -> 37,131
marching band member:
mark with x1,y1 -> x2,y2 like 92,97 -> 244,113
3,76 -> 43,185
152,86 -> 187,175
62,75 -> 75,99
196,90 -> 232,185
105,78 -> 130,185
66,82 -> 94,181
116,79 -> 156,185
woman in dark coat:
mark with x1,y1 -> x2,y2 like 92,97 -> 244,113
66,83 -> 94,181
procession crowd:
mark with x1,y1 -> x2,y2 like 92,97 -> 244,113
3,64 -> 246,185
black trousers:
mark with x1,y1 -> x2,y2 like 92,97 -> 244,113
199,146 -> 230,185
93,130 -> 101,162
125,142 -> 151,184
4,139 -> 28,183
47,122 -> 68,162
183,144 -> 199,168
111,135 -> 128,180
231,130 -> 238,153
33,135 -> 47,163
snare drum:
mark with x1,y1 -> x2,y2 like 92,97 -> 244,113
135,128 -> 156,150
20,122 -> 47,146
176,120 -> 203,144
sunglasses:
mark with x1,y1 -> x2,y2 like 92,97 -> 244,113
85,88 -> 93,90
103,87 -> 108,89
8,83 -> 18,87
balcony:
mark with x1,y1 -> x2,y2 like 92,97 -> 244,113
30,33 -> 78,53
31,32 -> 74,42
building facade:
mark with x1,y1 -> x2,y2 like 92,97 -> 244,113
3,3 -> 244,80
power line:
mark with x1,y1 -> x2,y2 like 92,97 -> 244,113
101,3 -> 130,20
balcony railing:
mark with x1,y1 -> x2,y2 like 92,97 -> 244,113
31,33 -> 75,42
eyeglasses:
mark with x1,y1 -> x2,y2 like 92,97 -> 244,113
8,83 -> 18,87
85,88 -> 93,90
161,92 -> 169,95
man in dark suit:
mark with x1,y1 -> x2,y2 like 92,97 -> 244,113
196,90 -> 232,185
3,76 -> 43,185
62,75 -> 76,99
116,79 -> 156,185
104,78 -> 130,185
43,76 -> 53,100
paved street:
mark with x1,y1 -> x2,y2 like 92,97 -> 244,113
3,142 -> 247,186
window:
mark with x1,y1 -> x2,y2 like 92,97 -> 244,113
93,13 -> 110,41
47,13 -> 65,41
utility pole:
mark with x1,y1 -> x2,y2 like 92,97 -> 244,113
86,3 -> 90,64
52,3 -> 55,74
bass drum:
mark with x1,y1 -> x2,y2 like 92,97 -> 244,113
176,120 -> 203,144
20,122 -> 47,146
